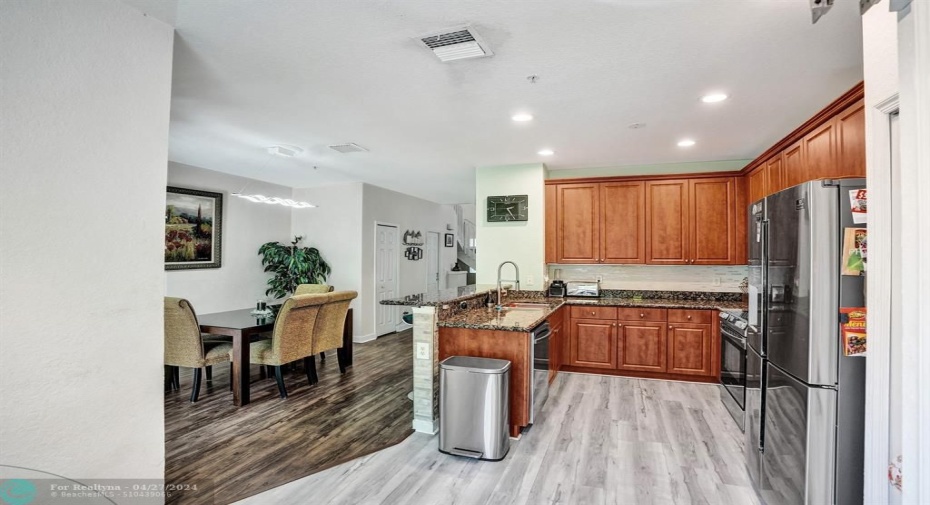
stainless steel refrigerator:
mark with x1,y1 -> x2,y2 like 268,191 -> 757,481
744,179 -> 867,505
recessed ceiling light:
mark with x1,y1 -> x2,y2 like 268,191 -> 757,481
701,93 -> 729,103
512,113 -> 534,122
677,139 -> 696,147
538,149 -> 554,156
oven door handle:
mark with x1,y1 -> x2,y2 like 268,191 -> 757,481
720,328 -> 747,349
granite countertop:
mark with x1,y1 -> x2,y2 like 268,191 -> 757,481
379,284 -> 497,307
439,302 -> 559,333
439,296 -> 747,332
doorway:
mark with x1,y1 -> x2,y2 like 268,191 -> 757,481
426,231 -> 440,293
375,224 -> 399,337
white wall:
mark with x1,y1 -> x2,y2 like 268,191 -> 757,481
290,183 -> 364,336
475,164 -> 546,289
0,0 -> 173,480
359,184 -> 458,339
549,265 -> 746,293
166,162 -> 293,313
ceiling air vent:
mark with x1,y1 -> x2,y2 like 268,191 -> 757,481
328,143 -> 368,154
418,27 -> 493,62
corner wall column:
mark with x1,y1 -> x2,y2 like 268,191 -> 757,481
411,306 -> 440,433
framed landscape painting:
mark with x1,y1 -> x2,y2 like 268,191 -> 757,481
165,187 -> 223,270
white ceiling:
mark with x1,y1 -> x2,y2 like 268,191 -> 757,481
165,0 -> 863,204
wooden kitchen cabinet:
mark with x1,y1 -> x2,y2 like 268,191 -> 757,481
766,154 -> 786,194
804,119 -> 836,182
617,321 -> 667,373
555,183 -> 600,263
552,181 -> 645,264
738,85 -> 866,203
645,180 -> 690,265
564,306 -> 719,382
548,175 -> 742,267
571,305 -> 618,320
747,166 -> 767,205
690,178 -> 738,265
835,100 -> 866,178
570,318 -> 617,369
645,177 -> 739,265
783,140 -> 805,188
600,181 -> 646,263
666,322 -> 713,376
438,327 -> 531,437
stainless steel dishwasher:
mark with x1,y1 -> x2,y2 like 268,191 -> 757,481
530,320 -> 551,425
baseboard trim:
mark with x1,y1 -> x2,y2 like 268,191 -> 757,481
353,333 -> 377,344
412,418 -> 439,434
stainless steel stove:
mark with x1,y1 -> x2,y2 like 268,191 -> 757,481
719,309 -> 748,430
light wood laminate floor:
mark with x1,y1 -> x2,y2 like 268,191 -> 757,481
236,373 -> 762,505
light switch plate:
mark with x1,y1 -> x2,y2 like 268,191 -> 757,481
416,342 -> 430,360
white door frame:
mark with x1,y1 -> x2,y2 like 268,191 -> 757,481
374,222 -> 400,337
863,93 -> 898,504
897,4 -> 930,499
425,231 -> 441,293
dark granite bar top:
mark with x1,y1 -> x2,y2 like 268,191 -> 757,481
379,284 -> 496,307
438,292 -> 747,332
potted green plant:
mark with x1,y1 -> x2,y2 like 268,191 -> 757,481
258,236 -> 331,299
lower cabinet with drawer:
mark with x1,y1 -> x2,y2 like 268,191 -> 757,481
569,318 -> 617,369
617,320 -> 667,373
565,306 -> 719,382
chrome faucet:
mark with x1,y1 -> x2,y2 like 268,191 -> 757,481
496,261 -> 520,309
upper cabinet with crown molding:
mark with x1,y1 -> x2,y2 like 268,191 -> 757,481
546,175 -> 744,266
744,92 -> 865,204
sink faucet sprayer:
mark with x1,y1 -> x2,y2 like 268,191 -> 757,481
496,261 -> 520,309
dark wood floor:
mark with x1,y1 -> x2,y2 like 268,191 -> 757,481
165,330 -> 413,505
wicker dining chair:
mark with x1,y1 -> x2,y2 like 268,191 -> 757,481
305,290 -> 357,384
164,297 -> 232,402
294,283 -> 334,361
294,283 -> 333,295
247,293 -> 328,399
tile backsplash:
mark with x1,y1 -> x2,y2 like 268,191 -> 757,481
548,264 -> 748,293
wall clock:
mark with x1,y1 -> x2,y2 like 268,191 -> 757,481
486,195 -> 529,222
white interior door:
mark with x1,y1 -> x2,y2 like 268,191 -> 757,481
426,231 -> 440,293
376,224 -> 398,336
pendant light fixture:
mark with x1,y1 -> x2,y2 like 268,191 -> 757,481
232,145 -> 318,209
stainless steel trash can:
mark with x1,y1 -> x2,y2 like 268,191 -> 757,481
439,356 -> 511,461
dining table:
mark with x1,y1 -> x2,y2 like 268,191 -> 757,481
198,307 -> 354,406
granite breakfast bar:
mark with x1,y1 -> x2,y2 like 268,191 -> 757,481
380,285 -> 746,435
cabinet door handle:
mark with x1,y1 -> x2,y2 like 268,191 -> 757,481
591,311 -> 596,316
612,323 -> 617,327
617,323 -> 622,328
687,315 -> 692,320
669,325 -> 674,330
640,313 -> 645,318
